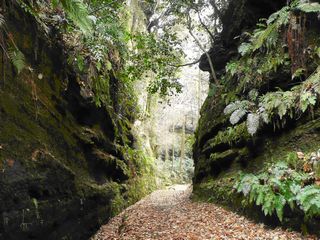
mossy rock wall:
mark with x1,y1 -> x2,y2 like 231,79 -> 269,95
0,2 -> 142,239
193,0 -> 320,234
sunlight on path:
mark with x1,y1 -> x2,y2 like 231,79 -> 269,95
92,186 -> 315,240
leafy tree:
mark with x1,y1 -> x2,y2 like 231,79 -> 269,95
155,0 -> 218,75
125,31 -> 183,97
11,0 -> 186,99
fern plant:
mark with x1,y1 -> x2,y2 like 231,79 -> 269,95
238,0 -> 320,57
51,0 -> 92,34
297,2 -> 320,13
0,10 -> 25,74
224,100 -> 261,135
15,0 -> 40,19
224,0 -> 320,93
212,123 -> 250,146
8,48 -> 26,74
225,67 -> 320,135
234,162 -> 318,222
237,5 -> 290,57
296,185 -> 320,218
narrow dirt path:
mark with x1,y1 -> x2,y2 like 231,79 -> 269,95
92,185 -> 316,240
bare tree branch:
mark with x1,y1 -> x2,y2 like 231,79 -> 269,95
186,12 -> 219,85
209,0 -> 223,20
147,1 -> 173,32
168,59 -> 201,68
196,10 -> 216,43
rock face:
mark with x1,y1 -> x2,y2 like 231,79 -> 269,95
194,0 -> 287,182
193,0 -> 320,234
0,2 -> 140,239
199,0 -> 287,77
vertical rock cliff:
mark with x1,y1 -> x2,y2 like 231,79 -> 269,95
193,0 -> 320,233
0,1 -> 151,239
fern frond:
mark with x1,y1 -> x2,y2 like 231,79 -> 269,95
56,0 -> 92,34
239,5 -> 290,56
248,89 -> 259,101
267,6 -> 290,26
8,48 -> 26,74
296,185 -> 320,217
230,109 -> 247,125
247,113 -> 260,135
238,43 -> 252,56
297,3 -> 320,13
0,14 -> 5,28
224,101 -> 241,115
252,23 -> 278,52
16,0 -> 40,19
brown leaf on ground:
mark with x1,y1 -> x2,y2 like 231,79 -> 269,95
303,162 -> 313,173
92,185 -> 317,240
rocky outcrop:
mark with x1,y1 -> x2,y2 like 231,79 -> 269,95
0,1 -> 142,239
194,0 -> 287,182
193,0 -> 320,234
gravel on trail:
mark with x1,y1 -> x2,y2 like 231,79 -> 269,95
92,185 -> 317,240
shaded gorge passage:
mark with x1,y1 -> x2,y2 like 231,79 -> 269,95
1,0 -> 320,239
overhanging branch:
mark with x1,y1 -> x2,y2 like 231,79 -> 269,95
169,59 -> 201,68
186,13 -> 219,85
